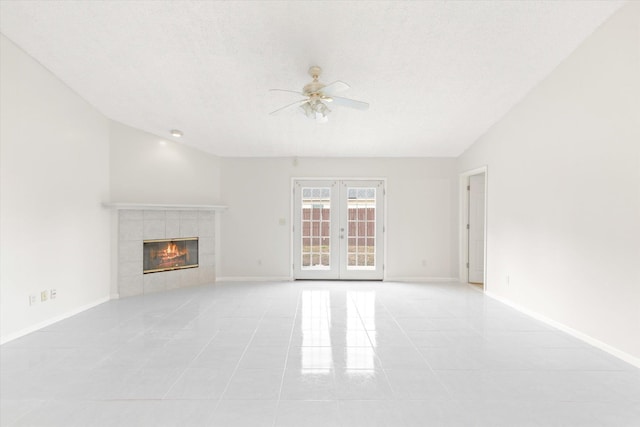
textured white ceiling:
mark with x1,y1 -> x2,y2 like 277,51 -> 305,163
0,1 -> 624,157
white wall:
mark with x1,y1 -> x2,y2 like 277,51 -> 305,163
458,3 -> 640,362
219,157 -> 458,280
0,35 -> 111,342
109,121 -> 221,204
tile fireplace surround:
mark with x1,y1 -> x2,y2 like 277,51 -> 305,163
110,205 -> 224,298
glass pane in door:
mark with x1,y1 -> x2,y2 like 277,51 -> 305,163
346,188 -> 376,270
301,187 -> 331,270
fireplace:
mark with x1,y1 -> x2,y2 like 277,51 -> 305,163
143,237 -> 198,274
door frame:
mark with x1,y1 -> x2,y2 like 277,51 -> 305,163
459,166 -> 488,290
290,177 -> 388,281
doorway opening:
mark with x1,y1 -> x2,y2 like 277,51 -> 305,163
459,167 -> 487,290
292,179 -> 385,280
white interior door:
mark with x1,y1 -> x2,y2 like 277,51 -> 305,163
468,173 -> 485,283
293,179 -> 384,280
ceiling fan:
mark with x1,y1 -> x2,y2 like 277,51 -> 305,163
269,66 -> 369,123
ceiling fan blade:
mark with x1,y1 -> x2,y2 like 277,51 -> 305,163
269,99 -> 308,115
269,88 -> 305,96
321,81 -> 350,96
329,96 -> 369,111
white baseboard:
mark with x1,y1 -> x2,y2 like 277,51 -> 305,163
384,276 -> 459,283
485,291 -> 640,369
0,295 -> 111,345
217,276 -> 460,284
216,276 -> 293,282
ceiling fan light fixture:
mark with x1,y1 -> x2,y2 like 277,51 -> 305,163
300,99 -> 330,122
315,100 -> 330,116
300,102 -> 313,117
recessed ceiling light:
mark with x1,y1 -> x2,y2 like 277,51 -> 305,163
170,129 -> 183,138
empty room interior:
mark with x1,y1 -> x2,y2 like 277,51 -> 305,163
1,1 -> 639,426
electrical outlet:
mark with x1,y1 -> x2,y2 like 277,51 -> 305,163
29,295 -> 37,306
50,289 -> 57,299
40,290 -> 48,302
506,275 -> 510,285
421,259 -> 427,267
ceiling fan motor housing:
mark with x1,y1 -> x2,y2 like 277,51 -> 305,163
303,82 -> 325,96
304,65 -> 325,95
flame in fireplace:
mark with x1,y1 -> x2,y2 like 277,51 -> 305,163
144,238 -> 198,273
166,243 -> 177,257
163,242 -> 186,260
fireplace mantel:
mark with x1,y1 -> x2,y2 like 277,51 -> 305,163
103,203 -> 227,211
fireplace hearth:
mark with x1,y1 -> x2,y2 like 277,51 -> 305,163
143,237 -> 198,273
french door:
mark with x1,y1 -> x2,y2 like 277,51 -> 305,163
293,179 -> 384,280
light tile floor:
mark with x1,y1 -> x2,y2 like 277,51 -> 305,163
1,281 -> 639,426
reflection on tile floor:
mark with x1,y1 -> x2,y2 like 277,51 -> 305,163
1,281 -> 639,426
